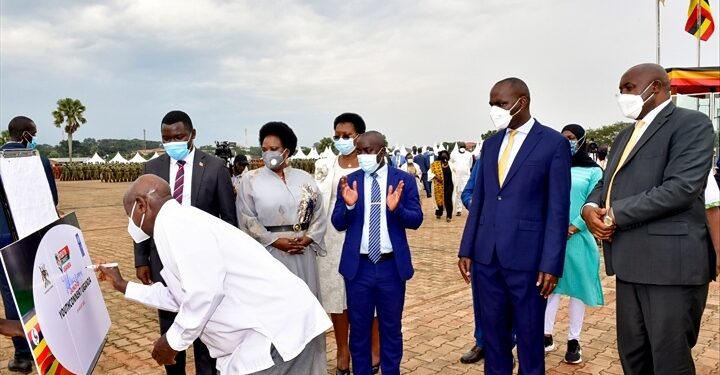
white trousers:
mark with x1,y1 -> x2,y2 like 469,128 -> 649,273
453,174 -> 470,213
544,294 -> 586,341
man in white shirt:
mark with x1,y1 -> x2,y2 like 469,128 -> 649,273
450,142 -> 474,216
100,175 -> 330,375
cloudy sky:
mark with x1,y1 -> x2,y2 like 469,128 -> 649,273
1,0 -> 718,148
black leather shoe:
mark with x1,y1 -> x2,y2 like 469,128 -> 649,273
8,357 -> 33,374
336,368 -> 351,375
460,345 -> 484,364
372,363 -> 380,374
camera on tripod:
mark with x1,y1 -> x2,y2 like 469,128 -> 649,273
214,141 -> 237,165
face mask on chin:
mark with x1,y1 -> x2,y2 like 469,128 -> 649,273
127,201 -> 150,243
489,97 -> 522,130
616,81 -> 656,120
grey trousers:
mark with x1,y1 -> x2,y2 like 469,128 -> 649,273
247,334 -> 326,375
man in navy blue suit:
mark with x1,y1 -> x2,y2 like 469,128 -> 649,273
332,130 -> 423,375
458,78 -> 571,375
0,116 -> 59,373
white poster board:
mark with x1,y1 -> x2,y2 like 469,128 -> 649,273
0,153 -> 58,238
1,214 -> 111,375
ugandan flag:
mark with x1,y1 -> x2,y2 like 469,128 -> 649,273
685,0 -> 716,41
23,312 -> 73,375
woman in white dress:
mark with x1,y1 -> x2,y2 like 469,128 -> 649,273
315,113 -> 380,375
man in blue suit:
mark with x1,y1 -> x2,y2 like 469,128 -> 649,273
332,131 -> 423,375
420,147 -> 435,198
0,116 -> 59,373
458,78 -> 571,375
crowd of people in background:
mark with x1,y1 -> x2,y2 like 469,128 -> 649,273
1,62 -> 719,375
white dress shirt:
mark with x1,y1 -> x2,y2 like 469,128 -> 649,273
124,200 -> 330,374
498,117 -> 535,178
168,147 -> 196,206
353,164 -> 393,255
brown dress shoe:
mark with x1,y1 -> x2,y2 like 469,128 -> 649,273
460,345 -> 484,364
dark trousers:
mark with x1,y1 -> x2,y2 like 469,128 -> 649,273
0,262 -> 31,359
435,190 -> 454,219
421,173 -> 431,198
159,310 -> 217,375
474,257 -> 545,375
346,257 -> 406,375
616,279 -> 708,375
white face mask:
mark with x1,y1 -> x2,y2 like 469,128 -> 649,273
489,98 -> 522,130
358,154 -> 381,174
616,81 -> 655,120
127,201 -> 150,243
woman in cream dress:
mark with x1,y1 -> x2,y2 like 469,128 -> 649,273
315,113 -> 380,375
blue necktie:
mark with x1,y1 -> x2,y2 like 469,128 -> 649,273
368,173 -> 382,263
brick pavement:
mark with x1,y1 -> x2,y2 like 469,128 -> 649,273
1,181 -> 718,374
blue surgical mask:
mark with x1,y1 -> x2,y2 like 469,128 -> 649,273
26,136 -> 37,150
569,140 -> 578,155
358,154 -> 381,174
334,138 -> 356,156
163,141 -> 191,161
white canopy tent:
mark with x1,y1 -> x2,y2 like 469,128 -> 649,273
306,147 -> 320,159
84,153 -> 105,164
320,147 -> 336,159
292,149 -> 308,160
128,152 -> 147,163
108,152 -> 129,164
149,152 -> 161,160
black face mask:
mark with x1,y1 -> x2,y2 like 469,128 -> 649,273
440,156 -> 448,162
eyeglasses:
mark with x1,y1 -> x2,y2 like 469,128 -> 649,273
332,135 -> 357,141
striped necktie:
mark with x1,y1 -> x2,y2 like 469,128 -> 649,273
606,120 -> 645,209
173,160 -> 186,204
368,173 -> 382,263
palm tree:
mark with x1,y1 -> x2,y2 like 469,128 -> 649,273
52,98 -> 87,162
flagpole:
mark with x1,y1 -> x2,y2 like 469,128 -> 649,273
656,0 -> 661,64
696,0 -> 702,67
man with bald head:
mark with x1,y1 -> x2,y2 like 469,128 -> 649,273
98,175 -> 330,374
458,78 -> 571,375
333,130 -> 423,375
582,63 -> 715,374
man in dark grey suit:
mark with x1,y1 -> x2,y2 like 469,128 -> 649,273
134,110 -> 237,375
582,64 -> 715,375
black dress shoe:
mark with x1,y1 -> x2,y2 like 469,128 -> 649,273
8,357 -> 33,374
460,345 -> 484,364
336,368 -> 351,375
372,363 -> 380,374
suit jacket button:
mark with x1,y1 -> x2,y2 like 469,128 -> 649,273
497,196 -> 502,201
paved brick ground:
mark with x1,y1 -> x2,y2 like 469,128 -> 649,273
1,181 -> 718,374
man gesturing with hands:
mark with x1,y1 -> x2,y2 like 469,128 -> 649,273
332,131 -> 423,375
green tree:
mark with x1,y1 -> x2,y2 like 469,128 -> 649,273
0,130 -> 9,144
481,130 -> 498,140
316,137 -> 335,153
586,121 -> 632,148
52,98 -> 87,162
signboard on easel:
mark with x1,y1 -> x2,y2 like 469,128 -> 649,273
0,150 -> 110,374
